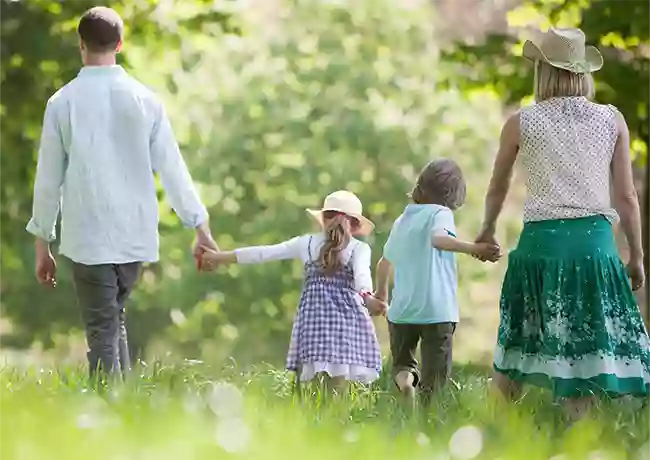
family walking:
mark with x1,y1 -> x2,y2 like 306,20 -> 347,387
28,6 -> 649,419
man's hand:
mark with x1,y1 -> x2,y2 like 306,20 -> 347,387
35,239 -> 57,288
193,222 -> 218,270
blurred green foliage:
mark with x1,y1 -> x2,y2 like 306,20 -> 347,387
1,0 -> 647,365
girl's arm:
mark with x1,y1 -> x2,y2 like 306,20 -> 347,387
201,236 -> 305,269
351,241 -> 373,293
375,257 -> 393,301
351,242 -> 387,316
479,112 -> 520,236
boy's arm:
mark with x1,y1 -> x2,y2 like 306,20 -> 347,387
432,233 -> 477,255
375,256 -> 393,301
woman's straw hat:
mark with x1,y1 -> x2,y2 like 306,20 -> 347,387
306,190 -> 375,236
522,27 -> 603,73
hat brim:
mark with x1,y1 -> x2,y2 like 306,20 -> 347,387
306,208 -> 375,237
522,40 -> 603,73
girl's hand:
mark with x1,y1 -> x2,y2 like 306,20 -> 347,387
364,295 -> 388,317
200,248 -> 237,271
474,228 -> 500,262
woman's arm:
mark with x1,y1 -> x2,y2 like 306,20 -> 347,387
375,256 -> 393,301
479,112 -> 520,234
611,111 -> 644,265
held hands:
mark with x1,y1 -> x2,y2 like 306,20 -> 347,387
193,222 -> 218,271
473,227 -> 502,263
472,242 -> 502,263
364,294 -> 388,317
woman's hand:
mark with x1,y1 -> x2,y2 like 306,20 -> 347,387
627,257 -> 646,291
474,227 -> 500,262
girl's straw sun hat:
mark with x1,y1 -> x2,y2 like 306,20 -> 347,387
522,27 -> 603,73
307,190 -> 375,236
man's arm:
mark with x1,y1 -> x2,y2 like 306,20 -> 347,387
26,98 -> 67,246
149,101 -> 215,253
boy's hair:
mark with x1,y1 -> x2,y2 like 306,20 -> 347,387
77,7 -> 124,53
317,211 -> 358,275
410,159 -> 466,210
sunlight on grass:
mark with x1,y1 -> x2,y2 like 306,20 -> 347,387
1,363 -> 648,459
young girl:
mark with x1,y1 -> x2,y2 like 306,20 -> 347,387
201,190 -> 385,390
375,159 -> 500,406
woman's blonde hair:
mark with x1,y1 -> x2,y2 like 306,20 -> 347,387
317,211 -> 357,275
534,61 -> 595,102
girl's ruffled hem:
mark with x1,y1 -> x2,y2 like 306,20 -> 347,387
295,362 -> 379,383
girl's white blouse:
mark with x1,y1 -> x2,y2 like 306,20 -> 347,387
234,233 -> 373,292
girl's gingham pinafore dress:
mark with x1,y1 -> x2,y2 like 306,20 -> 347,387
286,237 -> 382,382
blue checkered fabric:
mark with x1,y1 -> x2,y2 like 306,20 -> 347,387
286,239 -> 382,374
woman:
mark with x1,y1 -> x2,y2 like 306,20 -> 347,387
476,28 -> 649,418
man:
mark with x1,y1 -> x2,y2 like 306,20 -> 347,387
27,6 -> 217,379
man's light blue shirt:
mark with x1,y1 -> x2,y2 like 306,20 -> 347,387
384,204 -> 459,324
26,65 -> 208,265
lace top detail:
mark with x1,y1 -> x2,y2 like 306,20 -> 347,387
519,96 -> 619,223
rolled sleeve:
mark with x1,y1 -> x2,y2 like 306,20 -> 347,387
351,241 -> 373,292
26,98 -> 67,242
150,101 -> 208,228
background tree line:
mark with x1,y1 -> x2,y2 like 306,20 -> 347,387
1,0 -> 647,367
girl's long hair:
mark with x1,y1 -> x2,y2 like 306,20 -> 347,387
317,211 -> 356,275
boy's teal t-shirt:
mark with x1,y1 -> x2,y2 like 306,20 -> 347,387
383,204 -> 459,324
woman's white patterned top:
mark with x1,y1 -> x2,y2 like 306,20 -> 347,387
519,96 -> 619,223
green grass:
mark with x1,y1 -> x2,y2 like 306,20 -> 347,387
1,361 -> 648,460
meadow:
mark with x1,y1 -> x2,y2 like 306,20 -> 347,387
2,361 -> 648,460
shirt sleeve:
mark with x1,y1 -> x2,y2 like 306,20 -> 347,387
235,236 -> 305,264
150,101 -> 208,228
351,241 -> 373,292
26,98 -> 67,242
431,207 -> 457,237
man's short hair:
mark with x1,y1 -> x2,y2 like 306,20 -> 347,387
77,6 -> 124,53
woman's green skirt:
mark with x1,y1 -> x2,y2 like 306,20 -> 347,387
494,215 -> 650,398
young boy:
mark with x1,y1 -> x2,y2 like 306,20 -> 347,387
375,159 -> 500,406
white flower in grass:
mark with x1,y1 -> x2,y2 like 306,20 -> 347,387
416,432 -> 430,446
343,429 -> 359,443
183,392 -> 203,413
449,425 -> 483,459
215,418 -> 252,453
76,396 -> 117,430
209,381 -> 244,419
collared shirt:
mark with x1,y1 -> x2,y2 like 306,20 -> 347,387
383,204 -> 459,324
27,65 -> 208,265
